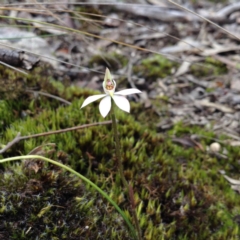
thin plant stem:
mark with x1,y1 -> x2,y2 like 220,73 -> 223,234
111,105 -> 128,189
111,102 -> 142,240
0,121 -> 112,154
0,155 -> 138,240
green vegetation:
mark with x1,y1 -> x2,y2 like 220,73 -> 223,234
190,57 -> 228,77
133,55 -> 178,79
0,64 -> 240,239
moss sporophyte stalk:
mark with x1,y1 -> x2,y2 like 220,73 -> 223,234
81,68 -> 142,240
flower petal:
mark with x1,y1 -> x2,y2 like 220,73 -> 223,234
114,89 -> 141,96
103,68 -> 112,84
81,94 -> 106,108
99,96 -> 111,118
112,95 -> 130,113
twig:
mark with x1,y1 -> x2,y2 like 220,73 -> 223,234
0,132 -> 21,154
0,61 -> 28,75
0,41 -> 103,75
26,90 -> 71,105
127,58 -> 137,89
0,121 -> 112,154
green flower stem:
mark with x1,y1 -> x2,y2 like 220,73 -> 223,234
0,155 -> 138,240
111,106 -> 128,190
111,103 -> 142,240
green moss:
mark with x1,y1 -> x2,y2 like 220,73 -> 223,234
0,64 -> 50,99
0,77 -> 240,239
0,160 -> 131,240
190,57 -> 228,77
133,55 -> 178,79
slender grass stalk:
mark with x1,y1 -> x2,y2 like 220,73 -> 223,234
0,155 -> 138,240
0,15 -> 191,64
111,102 -> 142,240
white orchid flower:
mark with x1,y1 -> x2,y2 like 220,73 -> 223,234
81,68 -> 141,118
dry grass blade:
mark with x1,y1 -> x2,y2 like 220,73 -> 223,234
168,0 -> 240,41
0,2 -> 227,73
25,90 -> 71,105
0,15 -> 191,64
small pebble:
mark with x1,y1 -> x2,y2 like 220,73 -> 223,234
210,142 -> 221,153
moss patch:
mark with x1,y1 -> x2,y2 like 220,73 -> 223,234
0,71 -> 240,239
190,57 -> 228,77
133,55 -> 178,80
0,159 -> 130,240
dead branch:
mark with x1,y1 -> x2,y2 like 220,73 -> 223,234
0,48 -> 39,70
